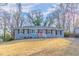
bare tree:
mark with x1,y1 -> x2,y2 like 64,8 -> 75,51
13,3 -> 22,27
0,9 -> 10,39
58,3 -> 66,29
45,11 -> 55,27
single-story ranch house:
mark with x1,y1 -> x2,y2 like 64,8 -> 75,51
12,26 -> 64,39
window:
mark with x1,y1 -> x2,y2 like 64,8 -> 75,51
60,30 -> 62,35
46,29 -> 51,34
27,29 -> 29,34
18,29 -> 20,34
46,29 -> 47,34
51,30 -> 53,34
38,29 -> 40,33
28,29 -> 35,33
32,30 -> 35,33
55,30 -> 57,35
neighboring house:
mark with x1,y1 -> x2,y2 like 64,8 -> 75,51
12,26 -> 64,39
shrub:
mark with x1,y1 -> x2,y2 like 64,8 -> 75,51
64,32 -> 71,37
2,32 -> 14,41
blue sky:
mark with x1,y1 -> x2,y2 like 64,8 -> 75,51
31,4 -> 53,12
0,3 -> 58,16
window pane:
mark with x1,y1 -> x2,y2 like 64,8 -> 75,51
28,29 -> 35,33
27,29 -> 29,34
51,30 -> 53,34
60,31 -> 62,35
46,29 -> 47,34
56,30 -> 57,35
46,29 -> 51,34
18,29 -> 20,34
32,30 -> 35,33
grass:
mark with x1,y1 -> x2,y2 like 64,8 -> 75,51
0,38 -> 71,56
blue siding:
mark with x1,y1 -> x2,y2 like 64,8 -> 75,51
46,34 -> 55,38
14,29 -> 64,39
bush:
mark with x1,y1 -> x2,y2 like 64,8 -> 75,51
64,32 -> 71,37
1,32 -> 14,41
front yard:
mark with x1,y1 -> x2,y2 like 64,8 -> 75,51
0,38 -> 71,55
0,38 -> 78,56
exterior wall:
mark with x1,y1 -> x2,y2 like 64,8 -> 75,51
45,30 -> 55,38
61,30 -> 64,37
14,29 -> 64,39
55,30 -> 64,37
